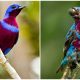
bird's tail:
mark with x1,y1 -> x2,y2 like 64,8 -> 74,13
56,65 -> 64,73
56,57 -> 67,73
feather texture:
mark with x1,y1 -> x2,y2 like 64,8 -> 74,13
57,7 -> 80,73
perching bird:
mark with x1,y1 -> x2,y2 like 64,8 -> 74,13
0,4 -> 25,55
57,7 -> 80,73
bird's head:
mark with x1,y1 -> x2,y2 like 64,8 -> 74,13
4,4 -> 25,18
69,7 -> 80,19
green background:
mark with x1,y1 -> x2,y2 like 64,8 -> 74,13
41,1 -> 80,79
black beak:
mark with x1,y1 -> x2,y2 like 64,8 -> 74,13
19,6 -> 26,10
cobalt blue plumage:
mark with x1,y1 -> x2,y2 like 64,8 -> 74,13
0,4 -> 25,55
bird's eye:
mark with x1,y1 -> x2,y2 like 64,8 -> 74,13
12,5 -> 16,9
77,9 -> 79,12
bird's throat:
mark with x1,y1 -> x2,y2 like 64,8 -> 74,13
74,18 -> 80,25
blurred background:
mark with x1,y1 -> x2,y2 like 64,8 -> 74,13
41,1 -> 80,79
0,1 -> 39,79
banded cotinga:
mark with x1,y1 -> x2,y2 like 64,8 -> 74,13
0,4 -> 25,55
57,7 -> 80,73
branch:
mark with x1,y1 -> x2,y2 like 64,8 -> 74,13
0,49 -> 21,79
68,68 -> 72,78
61,66 -> 70,79
72,67 -> 79,79
72,62 -> 80,79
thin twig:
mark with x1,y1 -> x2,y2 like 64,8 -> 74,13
61,66 -> 70,79
72,62 -> 80,79
72,67 -> 80,79
76,62 -> 80,68
68,69 -> 72,78
0,49 -> 21,79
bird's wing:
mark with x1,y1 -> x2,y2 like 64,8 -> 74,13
66,23 -> 75,40
63,23 -> 76,57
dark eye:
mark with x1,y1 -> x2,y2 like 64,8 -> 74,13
12,5 -> 16,9
77,9 -> 79,12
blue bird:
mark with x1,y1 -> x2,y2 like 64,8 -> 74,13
0,4 -> 25,55
57,7 -> 80,73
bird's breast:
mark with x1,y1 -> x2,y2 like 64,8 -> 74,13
1,20 -> 19,32
73,39 -> 80,50
0,21 -> 19,54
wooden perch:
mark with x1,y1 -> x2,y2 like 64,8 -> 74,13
72,62 -> 80,79
61,62 -> 80,79
72,67 -> 79,79
61,66 -> 70,79
0,49 -> 21,79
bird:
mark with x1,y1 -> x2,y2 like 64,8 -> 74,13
0,4 -> 25,55
56,7 -> 80,73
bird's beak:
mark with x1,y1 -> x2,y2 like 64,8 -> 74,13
18,6 -> 26,10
